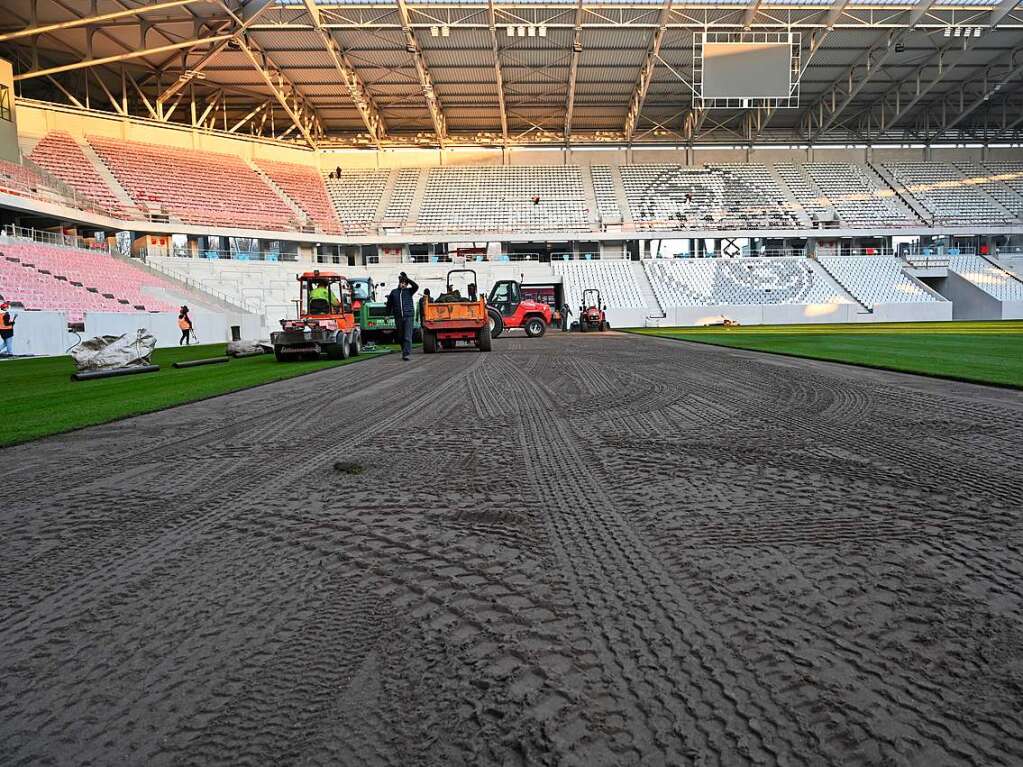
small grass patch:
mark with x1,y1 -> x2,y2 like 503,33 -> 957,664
626,320 -> 1023,389
0,342 -> 396,448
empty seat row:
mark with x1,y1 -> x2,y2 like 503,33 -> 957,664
816,256 -> 940,305
947,253 -> 1023,301
552,259 -> 645,310
884,162 -> 1012,224
255,158 -> 341,233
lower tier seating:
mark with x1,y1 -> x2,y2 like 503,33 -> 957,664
948,254 -> 1023,301
552,260 -> 645,312
816,256 -> 941,305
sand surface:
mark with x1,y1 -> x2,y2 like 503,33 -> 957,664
1,332 -> 1022,766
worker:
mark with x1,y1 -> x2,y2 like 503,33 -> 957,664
386,271 -> 419,361
309,280 -> 339,313
0,301 -> 15,356
177,306 -> 193,345
560,302 -> 572,332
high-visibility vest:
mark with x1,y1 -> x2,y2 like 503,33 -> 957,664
0,312 -> 12,332
178,315 -> 190,330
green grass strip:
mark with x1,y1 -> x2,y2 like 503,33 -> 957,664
0,342 -> 396,448
625,321 -> 1023,389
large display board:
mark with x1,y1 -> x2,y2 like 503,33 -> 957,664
701,41 -> 792,99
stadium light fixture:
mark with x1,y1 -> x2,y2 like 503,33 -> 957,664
507,25 -> 514,37
954,26 -> 962,36
527,25 -> 535,36
518,25 -> 526,36
944,27 -> 951,37
442,25 -> 450,37
539,26 -> 547,37
974,27 -> 982,37
430,25 -> 439,36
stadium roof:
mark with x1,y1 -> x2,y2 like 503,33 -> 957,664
2,0 -> 1023,148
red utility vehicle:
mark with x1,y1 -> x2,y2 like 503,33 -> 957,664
486,279 -> 552,338
271,270 -> 362,361
576,288 -> 609,332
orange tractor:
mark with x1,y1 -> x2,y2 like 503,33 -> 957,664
271,270 -> 362,361
421,268 -> 492,353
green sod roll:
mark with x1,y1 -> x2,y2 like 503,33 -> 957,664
72,365 -> 161,382
172,357 -> 231,369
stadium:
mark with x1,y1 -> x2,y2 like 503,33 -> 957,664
1,0 -> 1023,763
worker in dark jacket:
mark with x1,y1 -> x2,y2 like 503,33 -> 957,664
0,302 -> 15,356
560,302 -> 572,332
386,271 -> 419,361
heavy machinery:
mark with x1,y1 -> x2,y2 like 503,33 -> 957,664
486,279 -> 552,338
421,268 -> 492,353
271,270 -> 362,361
575,288 -> 609,332
349,276 -> 421,343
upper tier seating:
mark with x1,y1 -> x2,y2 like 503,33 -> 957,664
591,165 -> 623,224
324,170 -> 390,233
802,164 -> 918,226
255,159 -> 341,233
382,168 -> 421,225
620,164 -> 799,230
87,136 -> 295,229
953,162 -> 1023,218
416,166 -> 589,232
816,256 -> 940,305
552,259 -> 645,311
0,158 -> 73,206
979,163 -> 1023,218
883,162 -> 1014,224
948,254 -> 1023,301
28,132 -> 131,217
645,257 -> 850,307
0,240 -> 180,323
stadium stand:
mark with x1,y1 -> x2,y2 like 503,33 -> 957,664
254,159 -> 341,233
953,162 -> 1023,219
803,164 -> 918,227
591,165 -> 623,225
552,259 -> 645,311
883,162 -> 1014,224
947,254 -> 1023,301
620,164 -> 799,230
0,241 -> 179,322
816,256 -> 941,305
382,168 -> 421,226
324,169 -> 390,233
644,257 -> 851,307
28,132 -> 133,217
414,166 -> 589,233
87,135 -> 296,229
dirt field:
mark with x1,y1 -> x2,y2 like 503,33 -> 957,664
2,332 -> 1022,766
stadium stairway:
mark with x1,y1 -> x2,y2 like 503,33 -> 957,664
766,164 -> 813,227
245,159 -> 309,227
78,140 -> 139,214
869,163 -> 931,224
631,261 -> 666,323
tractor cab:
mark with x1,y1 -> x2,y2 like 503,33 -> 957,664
576,288 -> 609,332
486,279 -> 553,338
347,276 -> 376,312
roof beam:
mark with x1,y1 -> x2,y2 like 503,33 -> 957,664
0,0 -> 203,43
234,36 -> 324,148
742,0 -> 764,30
624,0 -> 673,143
923,46 -> 1023,137
486,0 -> 510,144
564,0 -> 584,140
800,0 -> 935,141
13,35 -> 234,81
990,0 -> 1021,29
302,0 -> 386,146
395,0 -> 447,145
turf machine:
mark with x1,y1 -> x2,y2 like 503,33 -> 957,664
421,268 -> 492,353
271,270 -> 362,361
576,288 -> 609,332
349,276 -> 420,343
486,279 -> 552,338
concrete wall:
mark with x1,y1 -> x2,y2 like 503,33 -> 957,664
929,273 -> 1004,320
638,301 -> 952,328
6,310 -> 73,356
84,310 -> 232,348
0,59 -> 18,163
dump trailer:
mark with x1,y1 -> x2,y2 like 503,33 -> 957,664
421,269 -> 492,353
271,270 -> 362,361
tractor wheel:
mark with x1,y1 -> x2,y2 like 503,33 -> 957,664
350,330 -> 362,356
274,346 -> 288,362
423,330 -> 437,354
478,321 -> 493,352
487,308 -> 504,338
327,336 -> 350,360
524,317 -> 546,338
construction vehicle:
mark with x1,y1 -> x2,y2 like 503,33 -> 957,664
486,279 -> 552,338
271,270 -> 362,361
421,268 -> 492,353
348,276 -> 420,343
575,288 -> 609,332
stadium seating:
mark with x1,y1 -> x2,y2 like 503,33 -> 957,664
816,256 -> 940,305
0,241 -> 180,322
978,163 -> 1023,218
28,132 -> 132,217
0,157 -> 73,206
948,254 -> 1023,301
552,259 -> 645,311
416,166 -> 590,232
802,164 -> 918,227
87,135 -> 295,229
324,170 -> 391,233
382,168 -> 421,225
644,257 -> 850,307
591,165 -> 623,225
254,158 -> 341,233
883,162 -> 1014,224
620,164 -> 798,230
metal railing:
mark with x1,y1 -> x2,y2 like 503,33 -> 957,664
1,223 -> 113,253
157,245 -> 299,262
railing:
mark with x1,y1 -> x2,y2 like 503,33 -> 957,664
157,245 -> 299,262
551,252 -> 601,261
409,252 -> 542,263
1,223 -> 112,252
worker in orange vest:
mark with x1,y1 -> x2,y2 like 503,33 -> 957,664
178,306 -> 194,345
0,302 -> 14,356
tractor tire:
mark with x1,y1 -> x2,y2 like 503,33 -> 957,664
488,308 -> 505,338
423,330 -> 437,354
524,317 -> 546,338
350,330 -> 362,356
478,321 -> 493,352
327,335 -> 350,360
274,346 -> 288,362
